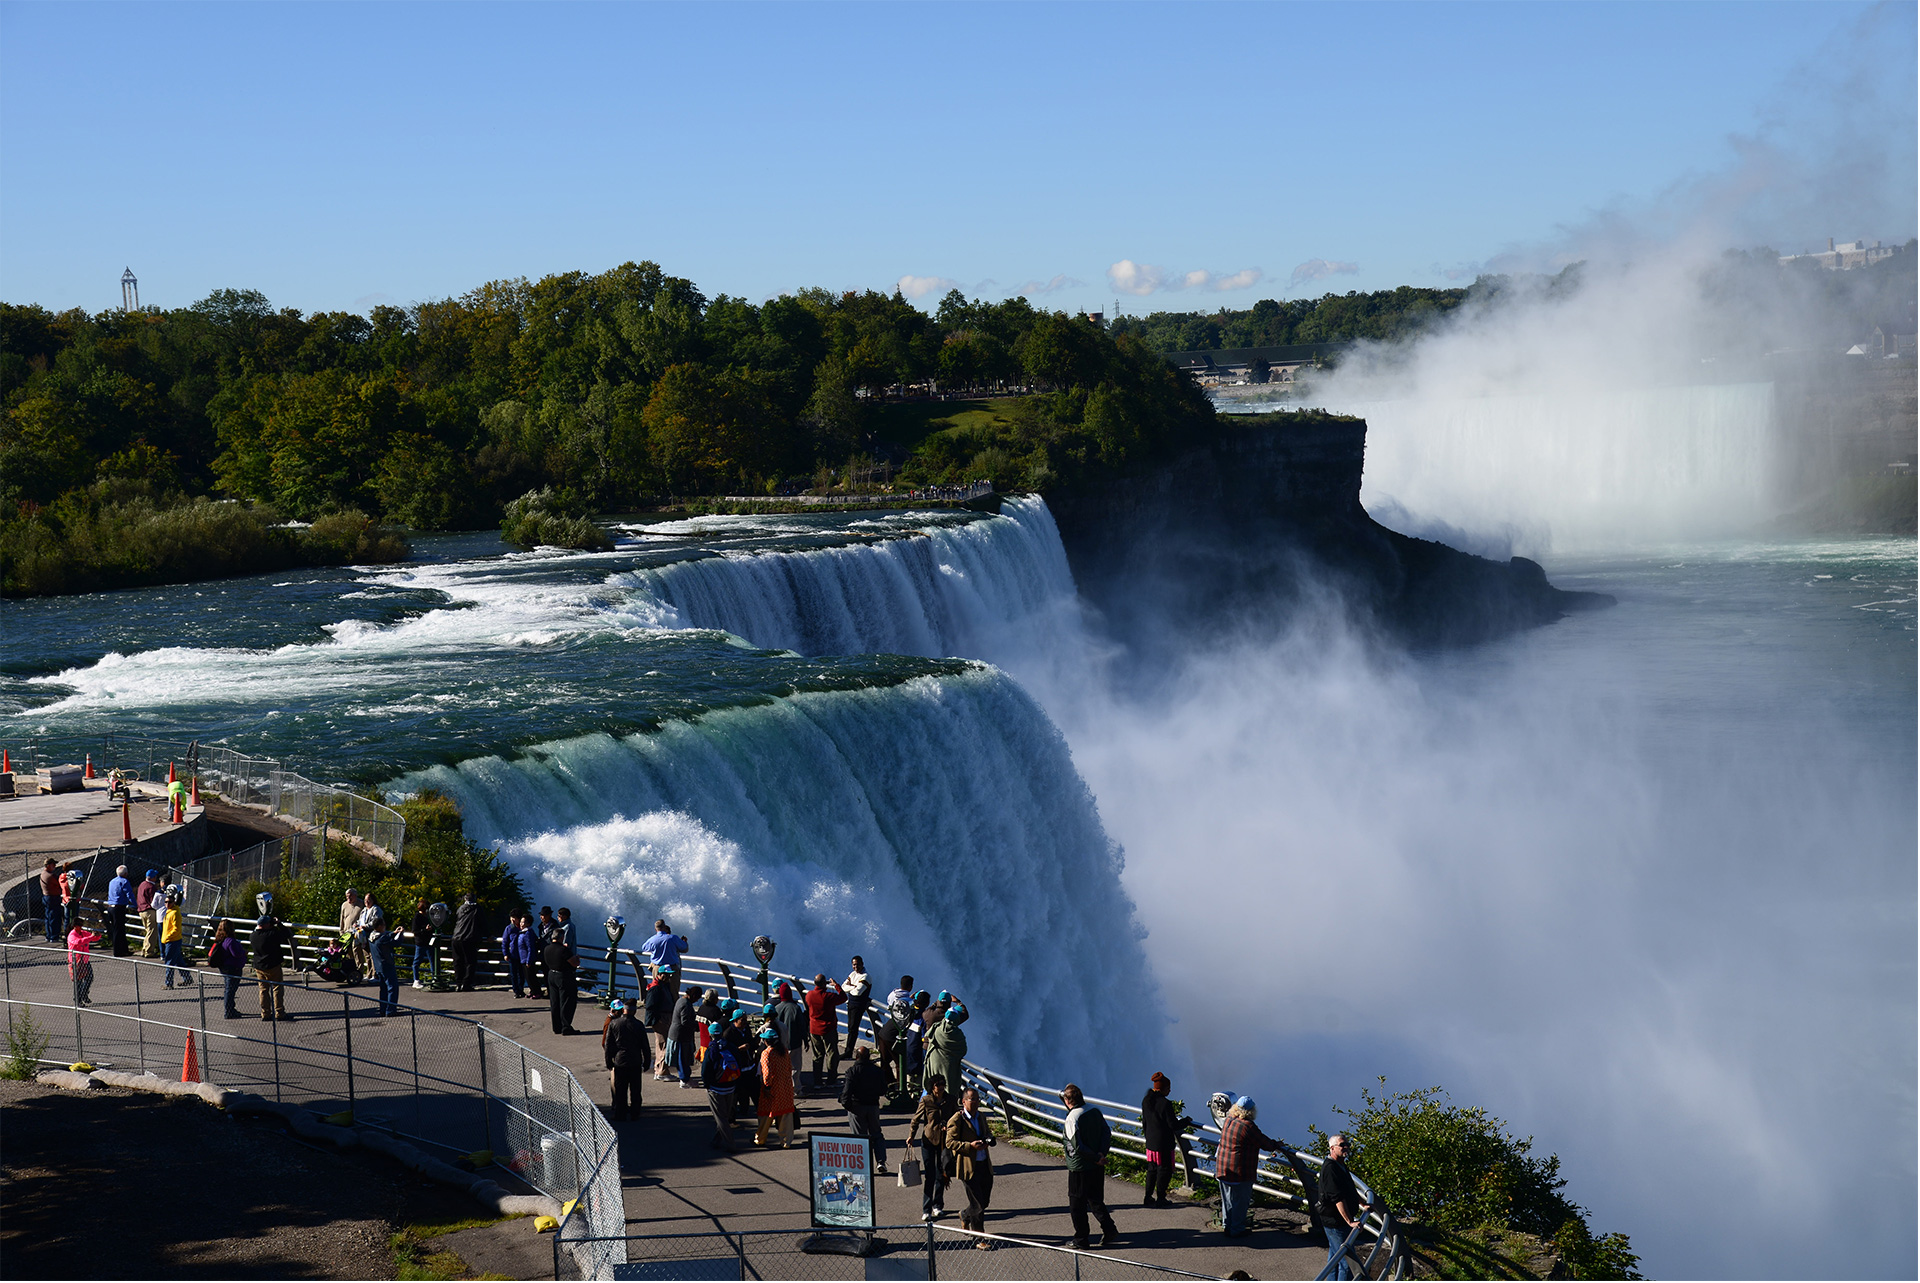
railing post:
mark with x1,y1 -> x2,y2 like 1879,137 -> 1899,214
343,991 -> 355,1117
134,962 -> 145,1072
926,1222 -> 937,1281
412,1012 -> 422,1140
735,1232 -> 744,1280
197,973 -> 209,1078
272,1009 -> 281,1104
73,986 -> 82,1063
477,1026 -> 492,1157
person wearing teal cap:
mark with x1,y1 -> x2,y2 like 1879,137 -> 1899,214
602,996 -> 649,1120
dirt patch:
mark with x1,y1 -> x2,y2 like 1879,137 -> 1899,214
0,1077 -> 485,1279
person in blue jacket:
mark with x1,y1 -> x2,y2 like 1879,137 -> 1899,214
501,913 -> 534,998
105,864 -> 135,956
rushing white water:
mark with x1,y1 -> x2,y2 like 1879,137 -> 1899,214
391,665 -> 1167,1091
1322,383 -> 1780,554
610,496 -> 1083,662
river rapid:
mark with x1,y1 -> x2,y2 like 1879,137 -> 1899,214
2,492 -> 1913,1278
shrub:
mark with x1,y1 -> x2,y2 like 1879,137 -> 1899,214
303,508 -> 411,564
3,1004 -> 50,1080
501,488 -> 613,552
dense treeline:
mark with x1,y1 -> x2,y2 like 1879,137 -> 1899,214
1110,285 -> 1472,353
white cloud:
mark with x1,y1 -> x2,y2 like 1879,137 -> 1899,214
1013,273 -> 1084,296
1289,258 -> 1361,288
897,274 -> 961,300
1108,260 -> 1264,296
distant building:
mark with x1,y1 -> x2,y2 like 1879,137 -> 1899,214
1163,342 -> 1352,385
1083,311 -> 1104,327
1779,238 -> 1900,270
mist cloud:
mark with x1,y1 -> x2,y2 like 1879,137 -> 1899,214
1013,273 -> 1084,296
1108,260 -> 1265,296
1289,258 -> 1361,288
896,274 -> 961,300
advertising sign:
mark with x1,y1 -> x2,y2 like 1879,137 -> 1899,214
807,1133 -> 875,1229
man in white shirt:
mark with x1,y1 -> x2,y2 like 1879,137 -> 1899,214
841,955 -> 873,1057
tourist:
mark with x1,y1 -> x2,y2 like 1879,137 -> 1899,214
841,1045 -> 891,1175
725,1008 -> 760,1118
876,974 -> 913,1076
554,907 -> 577,952
701,1018 -> 739,1149
770,981 -> 806,1055
803,973 -> 845,1089
105,865 -> 133,957
910,1072 -> 956,1221
1061,1083 -> 1118,1249
601,997 -> 650,1120
408,898 -> 436,988
667,983 -> 702,1087
530,906 -> 557,995
755,1027 -> 797,1147
135,869 -> 161,957
640,918 -> 688,973
159,886 -> 194,989
925,1001 -> 968,1098
358,891 -> 384,939
367,913 -> 402,1015
1139,1072 -> 1191,1208
1214,1096 -> 1284,1237
39,859 -> 64,944
1316,1134 -> 1370,1281
67,916 -> 101,1007
841,955 -> 872,1057
339,889 -> 368,980
643,966 -> 677,1079
944,1085 -> 997,1244
500,913 -> 532,998
206,919 -> 248,1018
900,992 -> 932,1094
253,910 -> 292,1022
536,905 -> 557,943
542,929 -> 578,1034
451,892 -> 481,990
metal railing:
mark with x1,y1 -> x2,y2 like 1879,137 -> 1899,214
2,733 -> 405,858
657,952 -> 1407,1281
0,935 -> 622,1277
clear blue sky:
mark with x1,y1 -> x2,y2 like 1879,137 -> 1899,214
1,1 -> 1912,317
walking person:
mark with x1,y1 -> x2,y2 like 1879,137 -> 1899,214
755,1027 -> 797,1147
1214,1096 -> 1285,1237
67,917 -> 101,1007
668,984 -> 702,1087
207,920 -> 248,1018
701,1018 -> 740,1149
408,898 -> 436,988
1140,1073 -> 1192,1207
136,869 -> 161,957
1061,1083 -> 1119,1249
601,998 -> 650,1120
252,909 -> 292,1022
501,913 -> 532,998
105,865 -> 134,956
841,955 -> 872,1057
840,1045 -> 891,1174
39,859 -> 64,944
1317,1134 -> 1371,1281
542,930 -> 578,1034
803,973 -> 845,1089
945,1086 -> 997,1244
367,914 -> 402,1016
159,887 -> 194,989
910,1073 -> 957,1220
451,892 -> 481,990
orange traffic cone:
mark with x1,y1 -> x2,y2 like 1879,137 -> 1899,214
189,775 -> 199,806
168,761 -> 176,783
84,754 -> 94,779
170,795 -> 181,824
122,802 -> 132,843
2,749 -> 9,772
181,1034 -> 200,1084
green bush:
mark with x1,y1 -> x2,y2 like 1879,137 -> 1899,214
500,488 -> 613,552
1311,1080 -> 1640,1280
3,1004 -> 50,1080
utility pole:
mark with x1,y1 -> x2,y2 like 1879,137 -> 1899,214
121,268 -> 139,312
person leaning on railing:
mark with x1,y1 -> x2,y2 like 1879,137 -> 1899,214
252,910 -> 292,1022
1214,1096 -> 1284,1238
106,865 -> 134,957
1317,1134 -> 1372,1282
1140,1072 -> 1193,1208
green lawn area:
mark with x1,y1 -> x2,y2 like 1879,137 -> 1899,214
867,398 -> 1024,453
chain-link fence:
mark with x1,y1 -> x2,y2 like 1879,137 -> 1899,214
2,733 -> 404,858
0,935 -> 620,1277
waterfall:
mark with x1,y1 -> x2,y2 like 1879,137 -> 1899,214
391,664 -> 1164,1090
610,496 -> 1081,660
1327,382 -> 1779,552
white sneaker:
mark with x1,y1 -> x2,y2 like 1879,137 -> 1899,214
411,981 -> 423,989
921,1212 -> 934,1222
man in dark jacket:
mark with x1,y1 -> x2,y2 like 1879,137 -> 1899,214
1062,1083 -> 1118,1248
451,894 -> 482,991
667,985 -> 702,1086
542,934 -> 578,1034
252,913 -> 293,1022
840,1045 -> 891,1175
602,998 -> 650,1120
1140,1072 -> 1191,1207
643,970 -> 676,1081
40,859 -> 64,943
701,1020 -> 738,1149
1317,1134 -> 1370,1281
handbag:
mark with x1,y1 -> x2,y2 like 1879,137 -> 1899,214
897,1157 -> 921,1188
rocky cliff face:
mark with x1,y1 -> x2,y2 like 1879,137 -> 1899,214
1044,413 -> 1610,654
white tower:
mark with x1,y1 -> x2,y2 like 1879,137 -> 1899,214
121,267 -> 139,312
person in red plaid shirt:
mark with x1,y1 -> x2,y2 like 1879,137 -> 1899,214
1214,1096 -> 1285,1236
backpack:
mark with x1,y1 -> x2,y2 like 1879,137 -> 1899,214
1078,1107 -> 1112,1159
712,1041 -> 742,1085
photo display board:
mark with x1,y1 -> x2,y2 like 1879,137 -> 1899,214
807,1133 -> 875,1229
